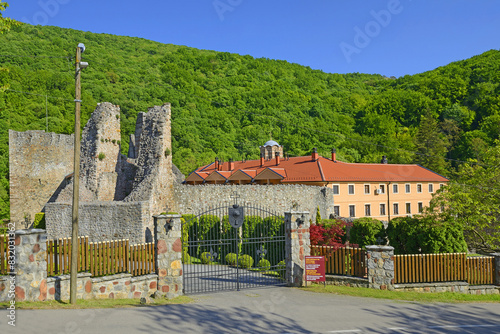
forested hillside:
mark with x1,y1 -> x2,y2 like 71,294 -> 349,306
0,24 -> 499,221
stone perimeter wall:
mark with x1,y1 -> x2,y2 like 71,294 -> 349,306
45,201 -> 151,243
0,216 -> 183,302
172,183 -> 335,220
9,130 -> 74,228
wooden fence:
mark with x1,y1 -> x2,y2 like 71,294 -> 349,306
394,253 -> 495,285
46,236 -> 155,278
311,246 -> 366,278
0,235 -> 11,275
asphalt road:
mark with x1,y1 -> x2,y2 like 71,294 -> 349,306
2,287 -> 500,334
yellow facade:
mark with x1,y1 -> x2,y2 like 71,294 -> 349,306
329,181 -> 445,220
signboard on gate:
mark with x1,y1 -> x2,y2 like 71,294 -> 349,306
305,256 -> 326,282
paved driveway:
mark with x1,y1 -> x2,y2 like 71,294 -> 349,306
2,287 -> 500,333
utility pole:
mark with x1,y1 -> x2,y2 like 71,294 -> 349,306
70,43 -> 87,304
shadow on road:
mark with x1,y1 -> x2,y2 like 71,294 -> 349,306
135,302 -> 312,334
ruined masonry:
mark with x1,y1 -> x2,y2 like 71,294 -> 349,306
9,102 -> 177,243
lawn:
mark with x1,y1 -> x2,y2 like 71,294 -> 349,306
301,284 -> 500,303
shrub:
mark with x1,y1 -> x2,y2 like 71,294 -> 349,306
98,152 -> 105,161
201,252 -> 216,264
310,219 -> 347,249
387,216 -> 468,254
350,217 -> 386,248
225,253 -> 237,266
257,258 -> 271,271
33,212 -> 45,229
182,252 -> 191,264
164,148 -> 171,157
238,254 -> 254,269
277,260 -> 286,278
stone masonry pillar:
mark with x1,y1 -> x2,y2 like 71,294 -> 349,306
493,253 -> 500,286
14,229 -> 48,301
285,211 -> 310,287
366,245 -> 395,290
154,214 -> 183,298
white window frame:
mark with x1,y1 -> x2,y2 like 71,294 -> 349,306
428,183 -> 434,193
348,184 -> 355,195
417,183 -> 422,193
364,184 -> 370,195
380,203 -> 386,216
349,205 -> 356,218
393,203 -> 399,215
365,204 -> 371,216
405,183 -> 411,194
333,205 -> 340,216
406,202 -> 411,214
418,202 -> 423,213
332,184 -> 340,195
379,184 -> 385,194
393,183 -> 398,194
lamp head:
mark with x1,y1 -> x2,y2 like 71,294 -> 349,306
78,43 -> 85,53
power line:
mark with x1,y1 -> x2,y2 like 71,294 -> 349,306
0,54 -> 72,59
4,88 -> 74,102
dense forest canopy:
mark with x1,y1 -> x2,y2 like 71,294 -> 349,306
0,23 -> 499,221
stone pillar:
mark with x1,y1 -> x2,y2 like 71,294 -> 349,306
14,229 -> 48,301
154,214 -> 183,298
366,245 -> 394,290
285,211 -> 310,287
493,253 -> 500,286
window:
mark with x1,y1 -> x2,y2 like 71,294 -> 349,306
418,202 -> 423,213
365,204 -> 371,216
364,184 -> 370,194
379,184 -> 385,194
417,184 -> 422,193
333,205 -> 340,216
405,184 -> 411,193
406,203 -> 411,214
348,184 -> 355,195
380,203 -> 386,216
440,183 -> 444,189
333,184 -> 339,195
393,184 -> 398,194
349,205 -> 356,217
428,183 -> 434,193
393,203 -> 399,215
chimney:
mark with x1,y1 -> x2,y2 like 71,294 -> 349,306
260,153 -> 264,167
275,151 -> 280,166
312,147 -> 318,161
331,148 -> 337,162
214,157 -> 219,170
228,158 -> 234,171
381,155 -> 388,164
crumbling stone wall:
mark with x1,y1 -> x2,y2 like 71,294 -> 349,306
9,130 -> 74,228
11,102 -> 175,242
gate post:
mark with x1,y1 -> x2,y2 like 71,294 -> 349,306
366,245 -> 395,290
285,211 -> 310,287
153,214 -> 183,298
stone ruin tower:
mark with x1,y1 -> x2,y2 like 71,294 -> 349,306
9,102 -> 176,242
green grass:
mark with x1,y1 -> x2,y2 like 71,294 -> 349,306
301,284 -> 500,303
0,295 -> 193,310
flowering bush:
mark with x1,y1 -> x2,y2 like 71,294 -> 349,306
310,219 -> 348,250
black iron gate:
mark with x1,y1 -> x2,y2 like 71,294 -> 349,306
182,198 -> 286,294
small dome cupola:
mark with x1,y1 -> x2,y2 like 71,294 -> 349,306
259,135 -> 283,161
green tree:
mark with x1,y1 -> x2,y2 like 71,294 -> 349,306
0,2 -> 21,34
429,142 -> 500,253
414,113 -> 450,176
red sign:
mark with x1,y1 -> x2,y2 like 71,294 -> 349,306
305,256 -> 325,282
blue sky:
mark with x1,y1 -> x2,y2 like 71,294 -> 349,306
5,0 -> 500,77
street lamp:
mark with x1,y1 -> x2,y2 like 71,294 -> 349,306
70,43 -> 88,305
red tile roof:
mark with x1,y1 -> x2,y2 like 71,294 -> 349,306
188,155 -> 449,183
